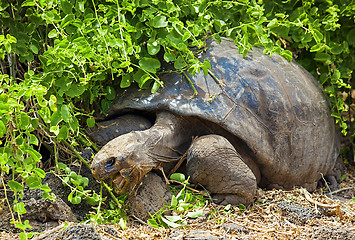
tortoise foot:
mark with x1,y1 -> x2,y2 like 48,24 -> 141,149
186,135 -> 257,205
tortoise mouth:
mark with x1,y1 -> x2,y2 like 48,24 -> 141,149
111,173 -> 128,194
111,168 -> 136,194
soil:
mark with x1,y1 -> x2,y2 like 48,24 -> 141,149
0,164 -> 354,240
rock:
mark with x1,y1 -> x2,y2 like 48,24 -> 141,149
127,172 -> 172,221
169,230 -> 222,240
310,226 -> 355,240
44,164 -> 102,222
221,223 -> 249,234
0,188 -> 77,233
33,223 -> 102,240
276,200 -> 322,224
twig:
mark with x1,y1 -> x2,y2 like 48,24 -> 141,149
130,214 -> 149,225
168,179 -> 207,196
168,136 -> 197,178
326,187 -> 354,195
300,188 -> 339,208
321,173 -> 332,198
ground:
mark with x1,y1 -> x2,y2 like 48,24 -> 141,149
0,164 -> 354,240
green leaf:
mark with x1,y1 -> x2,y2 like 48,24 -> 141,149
238,204 -> 246,210
170,173 -> 186,182
26,148 -> 42,162
68,191 -> 74,202
13,202 -> 26,215
165,215 -> 182,223
330,44 -> 343,55
147,38 -> 160,55
50,126 -> 60,135
310,43 -> 325,52
25,175 -> 41,188
202,59 -> 211,76
21,0 -> 35,7
29,134 -> 39,146
67,117 -> 78,133
29,44 -> 38,54
57,125 -> 69,140
71,196 -> 82,204
85,195 -> 100,206
87,117 -> 95,128
121,74 -> 132,88
314,52 -> 331,63
164,51 -> 176,62
105,86 -> 116,100
0,121 -> 6,138
171,195 -> 178,207
39,185 -> 51,192
280,50 -> 292,61
77,1 -> 85,12
61,0 -> 72,14
48,29 -> 58,38
61,14 -> 75,28
51,110 -> 62,126
139,57 -> 161,73
161,216 -> 181,228
34,168 -> 46,178
346,29 -> 355,46
38,106 -> 51,123
151,81 -> 161,93
30,118 -> 39,131
8,180 -> 24,192
19,113 -> 30,130
313,29 -> 323,42
101,99 -> 111,113
147,218 -> 160,228
60,105 -> 71,123
167,34 -> 186,50
150,15 -> 168,28
49,95 -> 57,112
174,56 -> 187,69
186,210 -> 203,218
66,84 -> 86,97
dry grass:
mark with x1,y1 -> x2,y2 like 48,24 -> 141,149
1,167 -> 354,240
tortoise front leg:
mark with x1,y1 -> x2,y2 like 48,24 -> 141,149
186,135 -> 257,205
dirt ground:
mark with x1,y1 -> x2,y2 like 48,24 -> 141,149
0,165 -> 354,240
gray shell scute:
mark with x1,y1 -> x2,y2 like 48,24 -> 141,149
110,38 -> 339,189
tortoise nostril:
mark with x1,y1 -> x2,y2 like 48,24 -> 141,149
106,157 -> 116,168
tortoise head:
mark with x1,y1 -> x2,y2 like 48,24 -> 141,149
90,132 -> 151,195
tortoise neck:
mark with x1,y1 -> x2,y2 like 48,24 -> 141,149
139,111 -> 192,164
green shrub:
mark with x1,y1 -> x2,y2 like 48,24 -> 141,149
0,0 -> 354,236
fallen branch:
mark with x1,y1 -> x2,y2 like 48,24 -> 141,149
300,188 -> 339,208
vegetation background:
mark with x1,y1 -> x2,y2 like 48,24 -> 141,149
0,0 -> 354,238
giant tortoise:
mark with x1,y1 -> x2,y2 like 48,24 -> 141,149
89,38 -> 340,205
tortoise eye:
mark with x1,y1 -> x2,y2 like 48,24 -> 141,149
106,157 -> 116,168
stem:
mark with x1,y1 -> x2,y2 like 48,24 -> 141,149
1,176 -> 15,221
101,180 -> 121,207
208,69 -> 225,87
54,143 -> 60,173
182,71 -> 198,97
78,133 -> 99,152
94,183 -> 104,224
65,142 -> 91,170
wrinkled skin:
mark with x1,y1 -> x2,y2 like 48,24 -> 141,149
91,112 -> 259,204
90,38 -> 340,205
91,112 -> 189,195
